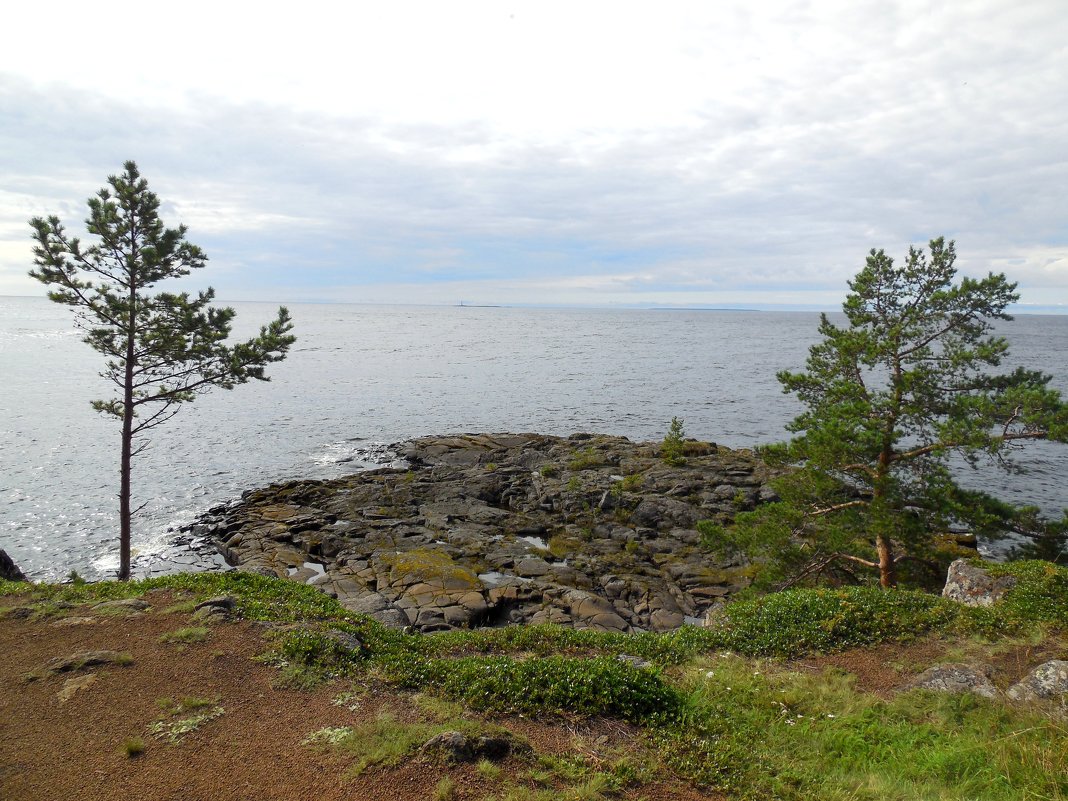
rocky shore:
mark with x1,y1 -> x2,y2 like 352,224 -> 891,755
191,433 -> 780,633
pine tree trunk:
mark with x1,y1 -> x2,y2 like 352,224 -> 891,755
118,282 -> 136,581
876,532 -> 896,589
118,402 -> 133,580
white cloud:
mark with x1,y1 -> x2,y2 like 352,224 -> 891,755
1,1 -> 1065,308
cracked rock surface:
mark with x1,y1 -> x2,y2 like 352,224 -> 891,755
191,433 -> 778,633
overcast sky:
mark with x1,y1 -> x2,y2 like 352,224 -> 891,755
2,0 -> 1065,309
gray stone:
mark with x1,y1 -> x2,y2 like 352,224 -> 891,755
648,608 -> 685,632
321,628 -> 365,654
194,595 -> 236,611
942,559 -> 1016,607
419,730 -> 526,763
192,605 -> 232,624
514,557 -> 551,577
1007,660 -> 1068,711
904,663 -> 999,699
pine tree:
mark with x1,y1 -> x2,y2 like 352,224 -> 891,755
29,161 -> 296,580
703,238 -> 1068,588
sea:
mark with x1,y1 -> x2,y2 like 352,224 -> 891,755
3,295 -> 1066,582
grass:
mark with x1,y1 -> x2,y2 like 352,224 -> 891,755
155,695 -> 219,715
121,736 -> 145,758
433,776 -> 456,800
660,655 -> 1068,799
476,758 -> 502,780
158,626 -> 210,645
159,599 -> 199,614
567,447 -> 605,471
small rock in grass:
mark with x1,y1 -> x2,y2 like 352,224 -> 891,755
322,628 -> 365,654
1007,660 -> 1068,713
194,595 -> 237,611
192,596 -> 237,623
903,663 -> 999,699
50,616 -> 97,627
420,730 -> 526,763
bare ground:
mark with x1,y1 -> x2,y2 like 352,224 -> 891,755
0,590 -> 720,801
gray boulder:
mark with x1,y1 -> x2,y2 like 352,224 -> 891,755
942,559 -> 1016,607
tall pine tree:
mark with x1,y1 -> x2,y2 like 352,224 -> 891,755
30,161 -> 296,579
703,238 -> 1068,588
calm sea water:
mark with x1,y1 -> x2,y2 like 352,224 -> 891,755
3,296 -> 1066,581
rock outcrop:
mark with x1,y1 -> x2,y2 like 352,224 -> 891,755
0,549 -> 26,582
191,433 -> 777,633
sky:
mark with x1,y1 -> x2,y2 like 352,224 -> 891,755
2,0 -> 1066,310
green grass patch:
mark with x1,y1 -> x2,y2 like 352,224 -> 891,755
158,626 -> 211,645
121,736 -> 145,758
568,447 -> 605,471
159,599 -> 200,614
381,653 -> 680,723
433,776 -> 457,800
659,656 -> 1068,799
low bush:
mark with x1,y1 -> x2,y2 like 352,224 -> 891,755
381,653 -> 680,723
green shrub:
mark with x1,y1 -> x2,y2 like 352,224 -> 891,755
707,586 -> 958,657
381,653 -> 680,723
121,736 -> 145,758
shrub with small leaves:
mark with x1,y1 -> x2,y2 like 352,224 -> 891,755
661,417 -> 686,466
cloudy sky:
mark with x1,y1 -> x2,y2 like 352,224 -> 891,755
2,0 -> 1065,309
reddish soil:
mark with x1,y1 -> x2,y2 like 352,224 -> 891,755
0,590 -> 723,801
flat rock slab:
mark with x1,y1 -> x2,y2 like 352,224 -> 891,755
42,650 -> 133,674
903,663 -> 999,699
92,598 -> 151,613
57,674 -> 97,703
